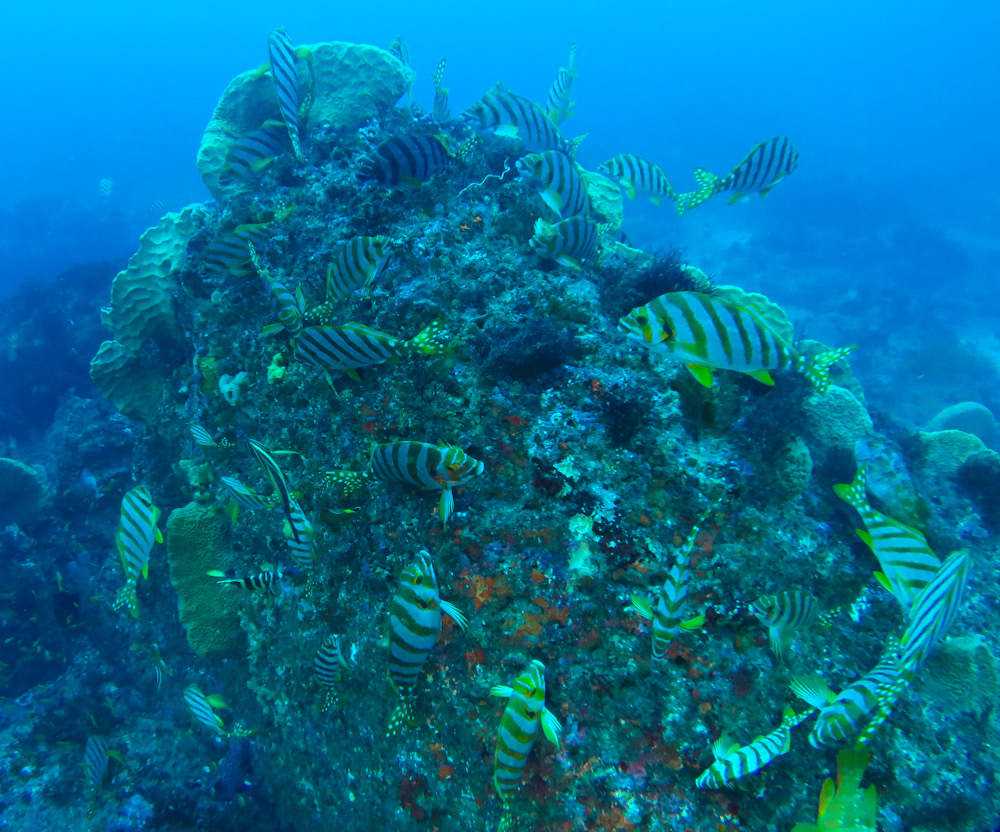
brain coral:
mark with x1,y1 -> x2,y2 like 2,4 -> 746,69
0,457 -> 47,528
89,340 -> 165,423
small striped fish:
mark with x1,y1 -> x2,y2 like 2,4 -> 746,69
247,439 -> 297,539
315,634 -> 348,711
834,463 -> 941,612
358,134 -> 455,190
250,243 -> 305,337
899,549 -> 972,674
326,441 -> 485,528
220,476 -> 274,510
491,660 -> 561,808
285,497 -> 315,573
202,223 -> 271,276
791,643 -> 905,748
630,516 -> 709,657
97,178 -> 113,198
295,320 -> 448,381
183,684 -> 225,735
217,570 -> 283,596
323,235 -> 394,305
599,153 -> 676,206
387,550 -> 468,735
432,58 -> 450,123
463,86 -> 580,156
267,28 -> 303,160
750,590 -> 818,661
220,119 -> 288,184
546,43 -> 577,125
677,135 -> 799,215
516,150 -> 589,218
529,215 -> 599,270
112,486 -> 162,619
695,707 -> 807,789
388,35 -> 410,66
190,425 -> 217,447
618,291 -> 856,392
84,736 -> 111,787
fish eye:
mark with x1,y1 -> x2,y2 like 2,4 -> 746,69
634,314 -> 648,325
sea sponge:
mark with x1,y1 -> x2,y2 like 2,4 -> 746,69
926,402 -> 998,450
0,457 -> 47,528
197,41 -> 414,200
89,340 -> 165,423
920,429 -> 986,480
580,168 -> 624,227
771,436 -> 813,501
219,371 -> 250,407
166,502 -> 244,657
801,385 -> 873,467
922,636 -> 999,718
101,205 -> 205,352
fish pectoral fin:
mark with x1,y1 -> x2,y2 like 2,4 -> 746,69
746,369 -> 775,385
759,186 -> 772,198
155,529 -> 164,544
789,674 -> 835,710
685,364 -> 714,387
493,124 -> 520,139
649,195 -> 661,207
874,570 -> 894,592
440,600 -> 470,631
728,192 -> 745,205
489,684 -> 515,699
439,487 -> 455,529
541,707 -> 563,748
681,612 -> 706,631
625,187 -> 636,200
141,563 -> 149,580
540,189 -> 564,216
629,594 -> 653,620
206,694 -> 228,710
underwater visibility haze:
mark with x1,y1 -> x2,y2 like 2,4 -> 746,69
1,1 -> 1000,831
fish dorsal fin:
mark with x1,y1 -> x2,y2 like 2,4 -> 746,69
712,734 -> 739,761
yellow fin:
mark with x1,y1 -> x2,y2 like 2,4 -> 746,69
630,595 -> 652,620
494,124 -> 520,138
746,369 -> 775,385
874,570 -> 893,592
681,612 -> 705,631
686,364 -> 713,387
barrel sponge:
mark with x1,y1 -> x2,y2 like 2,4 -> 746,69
713,284 -> 793,343
102,205 -> 205,352
197,41 -> 414,200
166,502 -> 245,657
0,457 -> 47,528
926,402 -> 998,450
89,340 -> 165,423
922,636 -> 999,718
580,168 -> 624,228
919,429 -> 986,479
801,385 -> 873,463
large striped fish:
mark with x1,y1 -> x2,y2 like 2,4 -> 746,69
84,736 -> 111,788
618,291 -> 855,392
695,706 -> 808,789
490,660 -> 562,817
463,85 -> 581,156
546,43 -> 577,125
267,28 -> 304,160
833,463 -> 941,612
219,476 -> 275,511
599,153 -> 676,206
112,486 -> 162,619
387,550 -> 468,735
294,320 -> 448,382
202,223 -> 272,276
516,150 -> 589,218
790,643 -> 905,748
315,634 -> 348,711
325,441 -> 485,528
285,497 -> 315,573
358,134 -> 455,190
183,684 -> 226,736
677,135 -> 799,215
529,215 -> 599,270
322,235 -> 395,307
249,243 -> 305,337
750,590 -> 818,661
220,119 -> 289,184
899,549 -> 972,674
630,515 -> 709,657
432,58 -> 450,123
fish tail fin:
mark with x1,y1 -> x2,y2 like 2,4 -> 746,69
386,697 -> 417,737
112,584 -> 138,619
566,132 -> 588,159
323,470 -> 366,496
322,689 -> 339,712
497,804 -> 515,832
798,345 -> 856,393
833,462 -> 870,513
408,319 -> 449,355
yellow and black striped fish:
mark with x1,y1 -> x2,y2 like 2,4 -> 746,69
463,85 -> 581,157
267,28 -> 303,160
325,441 -> 485,528
246,438 -> 298,539
546,43 -> 577,125
216,570 -> 283,596
220,119 -> 289,184
750,590 -> 818,661
833,463 -> 941,612
202,224 -> 272,276
322,235 -> 394,306
84,735 -> 111,788
432,58 -> 450,123
315,634 -> 348,711
491,660 -> 561,820
387,550 -> 468,735
529,215 -> 599,270
183,684 -> 225,736
695,706 -> 807,789
358,134 -> 455,190
516,150 -> 589,218
899,549 -> 972,674
677,135 -> 799,215
599,153 -> 676,206
388,35 -> 410,66
250,243 -> 305,338
295,320 -> 448,381
219,476 -> 274,511
285,497 -> 315,573
112,486 -> 162,619
618,291 -> 855,392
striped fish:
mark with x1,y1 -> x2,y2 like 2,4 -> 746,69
202,223 -> 272,276
216,570 -> 283,596
677,135 -> 799,215
432,58 -> 450,123
295,320 -> 448,381
833,463 -> 941,612
516,150 -> 589,218
325,441 -> 485,528
791,643 -> 905,748
84,736 -> 111,787
112,487 -> 162,619
546,43 -> 577,125
529,215 -> 599,270
97,178 -> 113,198
387,550 -> 468,735
358,134 -> 455,190
899,549 -> 972,674
463,86 -> 580,156
220,476 -> 274,511
190,425 -> 217,447
750,590 -> 818,661
491,660 -> 561,810
267,28 -> 303,160
618,291 -> 856,392
285,497 -> 315,573
183,684 -> 225,736
249,243 -> 305,337
630,516 -> 709,657
695,707 -> 807,789
315,634 -> 348,711
388,35 -> 410,65
323,235 -> 394,305
220,119 -> 288,184
599,154 -> 676,206
246,438 -> 297,539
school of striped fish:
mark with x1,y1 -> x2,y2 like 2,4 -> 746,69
83,27 -> 988,832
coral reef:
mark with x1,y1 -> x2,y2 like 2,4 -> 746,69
0,457 -> 47,527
